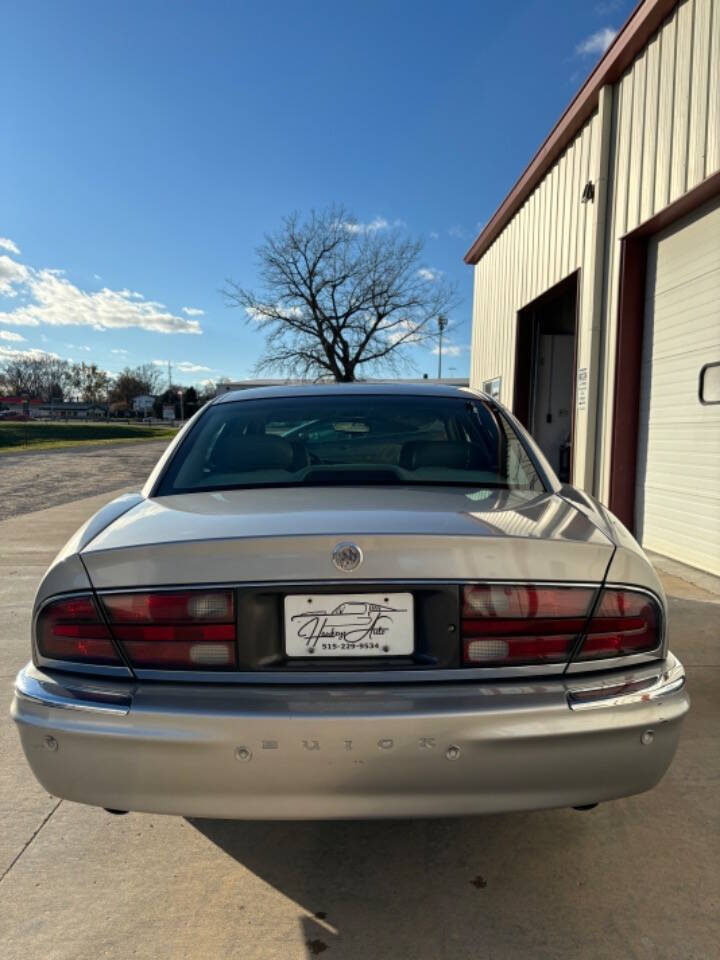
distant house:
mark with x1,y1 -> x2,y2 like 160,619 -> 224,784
36,401 -> 106,419
132,394 -> 156,414
0,397 -> 108,418
0,396 -> 44,415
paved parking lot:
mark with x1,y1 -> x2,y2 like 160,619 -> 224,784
1,490 -> 718,960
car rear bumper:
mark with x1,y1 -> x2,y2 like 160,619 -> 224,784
12,655 -> 689,819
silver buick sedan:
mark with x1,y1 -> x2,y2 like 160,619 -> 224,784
12,384 -> 689,819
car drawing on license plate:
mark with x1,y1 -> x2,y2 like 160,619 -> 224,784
284,593 -> 414,656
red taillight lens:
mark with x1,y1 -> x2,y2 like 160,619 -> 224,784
575,588 -> 661,660
100,591 -> 236,669
462,585 -> 595,666
36,595 -> 121,665
461,585 -> 662,667
101,591 -> 234,623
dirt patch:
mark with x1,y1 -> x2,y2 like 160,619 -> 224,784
0,440 -> 171,520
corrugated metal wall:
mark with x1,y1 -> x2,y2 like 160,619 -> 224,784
470,0 -> 720,500
470,112 -> 598,399
596,0 -> 720,498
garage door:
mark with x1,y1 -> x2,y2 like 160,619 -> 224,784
635,196 -> 720,576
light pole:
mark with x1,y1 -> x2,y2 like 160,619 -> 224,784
178,388 -> 184,422
437,315 -> 448,379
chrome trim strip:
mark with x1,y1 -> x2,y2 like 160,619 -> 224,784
564,650 -> 664,675
130,665 -> 570,683
14,668 -> 132,716
31,656 -> 133,678
567,654 -> 685,711
94,577 -> 608,591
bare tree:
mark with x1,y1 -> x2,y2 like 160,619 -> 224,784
223,207 -> 457,382
109,364 -> 164,407
0,355 -> 72,401
70,362 -> 111,404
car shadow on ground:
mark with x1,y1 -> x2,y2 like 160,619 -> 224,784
184,592 -> 715,959
188,809 -> 619,959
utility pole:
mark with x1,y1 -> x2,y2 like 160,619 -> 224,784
167,360 -> 172,391
178,388 -> 184,422
437,315 -> 448,379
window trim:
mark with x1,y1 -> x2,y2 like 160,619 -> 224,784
149,393 -> 551,498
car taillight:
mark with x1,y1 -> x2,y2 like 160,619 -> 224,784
462,585 -> 595,666
36,595 -> 121,665
100,591 -> 236,669
574,588 -> 661,660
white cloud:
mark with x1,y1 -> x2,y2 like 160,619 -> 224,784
417,267 -> 442,282
430,342 -> 469,357
343,216 -> 390,234
176,361 -> 211,373
0,345 -> 62,362
0,255 -> 30,297
65,343 -> 91,351
341,216 -> 405,236
111,348 -> 129,355
0,330 -> 25,342
0,264 -> 201,335
429,231 -> 440,240
152,359 -> 212,373
93,273 -> 102,280
246,303 -> 304,325
594,1 -> 622,13
0,238 -> 21,255
386,317 -> 427,346
182,306 -> 205,316
575,26 -> 617,57
447,225 -> 466,239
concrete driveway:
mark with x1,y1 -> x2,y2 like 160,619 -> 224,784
1,492 -> 718,960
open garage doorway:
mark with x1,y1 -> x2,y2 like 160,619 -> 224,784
513,273 -> 578,482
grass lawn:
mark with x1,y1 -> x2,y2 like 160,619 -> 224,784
0,421 -> 177,453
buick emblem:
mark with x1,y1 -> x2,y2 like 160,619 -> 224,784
332,541 -> 363,572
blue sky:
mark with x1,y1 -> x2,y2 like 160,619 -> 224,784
0,0 -> 634,387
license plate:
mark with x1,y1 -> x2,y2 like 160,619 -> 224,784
284,593 -> 414,657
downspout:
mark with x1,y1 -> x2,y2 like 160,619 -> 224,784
584,84 -> 614,497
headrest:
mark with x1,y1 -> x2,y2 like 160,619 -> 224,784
212,432 -> 299,473
400,440 -> 492,471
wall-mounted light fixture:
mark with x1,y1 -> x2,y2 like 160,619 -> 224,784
581,180 -> 595,203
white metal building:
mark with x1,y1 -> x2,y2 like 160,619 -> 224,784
466,0 -> 720,575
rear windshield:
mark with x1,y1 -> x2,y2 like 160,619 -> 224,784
156,395 -> 545,494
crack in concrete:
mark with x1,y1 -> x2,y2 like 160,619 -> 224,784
0,799 -> 62,884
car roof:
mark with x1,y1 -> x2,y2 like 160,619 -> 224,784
214,382 -> 489,404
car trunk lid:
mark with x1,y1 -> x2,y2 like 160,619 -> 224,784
80,486 -> 614,587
